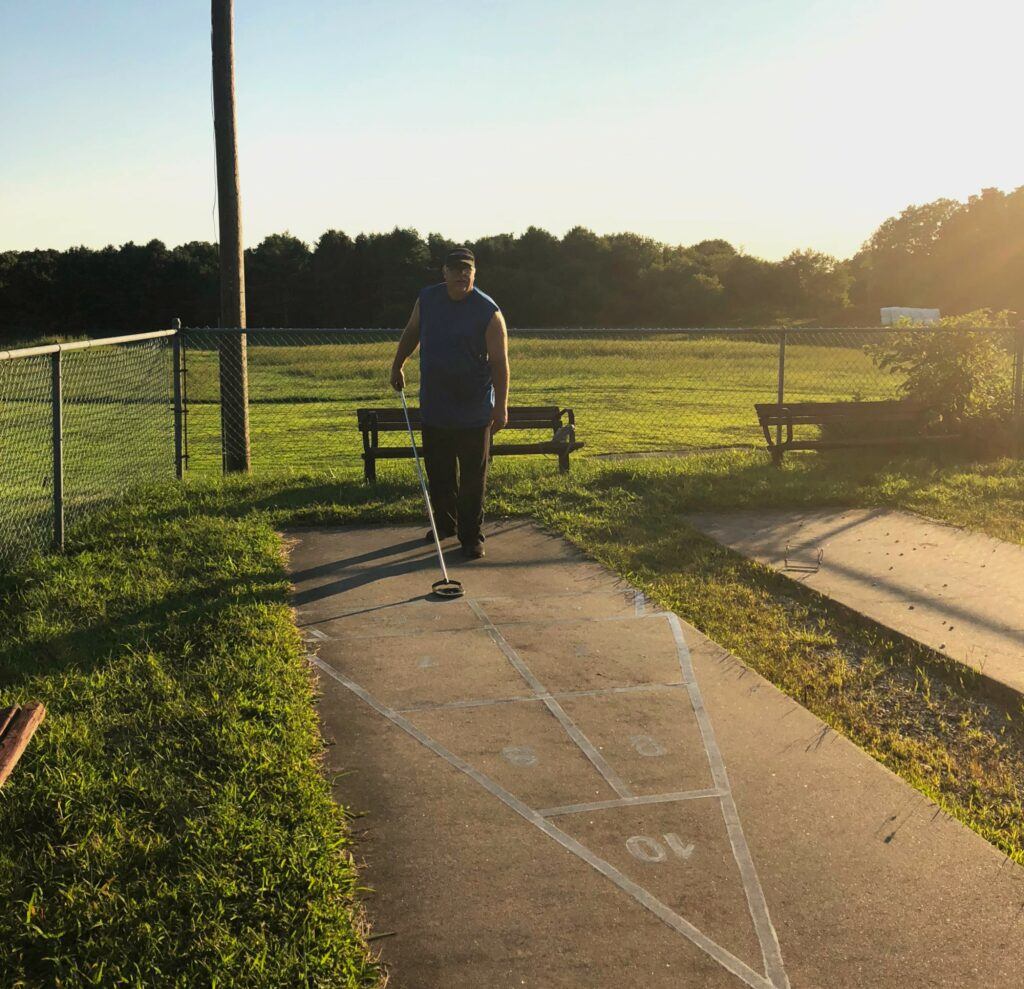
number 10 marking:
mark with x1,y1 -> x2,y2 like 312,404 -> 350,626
626,833 -> 695,862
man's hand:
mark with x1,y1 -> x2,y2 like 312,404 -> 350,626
390,301 -> 420,392
490,405 -> 508,433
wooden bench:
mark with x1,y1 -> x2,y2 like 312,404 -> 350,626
357,405 -> 584,482
754,400 -> 953,464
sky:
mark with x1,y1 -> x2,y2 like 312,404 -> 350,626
1,0 -> 1022,261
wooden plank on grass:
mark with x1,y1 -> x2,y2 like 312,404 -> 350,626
0,706 -> 17,739
0,703 -> 46,787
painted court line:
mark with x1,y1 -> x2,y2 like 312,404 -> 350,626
538,787 -> 722,818
391,681 -> 688,715
487,610 -> 665,629
300,609 -> 666,641
312,656 -> 776,989
467,598 -> 635,800
668,613 -> 790,989
471,587 -> 638,602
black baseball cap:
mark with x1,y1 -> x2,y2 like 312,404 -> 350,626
445,247 -> 475,267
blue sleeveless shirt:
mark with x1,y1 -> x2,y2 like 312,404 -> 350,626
418,283 -> 500,428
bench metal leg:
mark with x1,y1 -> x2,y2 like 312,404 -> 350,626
558,450 -> 570,473
360,426 -> 375,483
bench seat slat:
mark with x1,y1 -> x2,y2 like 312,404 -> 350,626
487,441 -> 585,455
359,419 -> 563,431
753,401 -> 929,411
758,411 -> 926,426
358,405 -> 561,416
358,406 -> 565,430
755,400 -> 926,416
366,441 -> 584,459
756,410 -> 927,420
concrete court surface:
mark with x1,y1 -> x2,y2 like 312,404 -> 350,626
686,508 -> 1024,699
288,521 -> 1024,989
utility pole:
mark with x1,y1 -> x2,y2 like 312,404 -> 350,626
211,0 -> 250,472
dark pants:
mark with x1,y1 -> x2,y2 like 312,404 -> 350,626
422,424 -> 490,544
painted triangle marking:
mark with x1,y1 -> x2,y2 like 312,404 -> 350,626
313,635 -> 789,988
667,612 -> 790,989
464,599 -> 789,988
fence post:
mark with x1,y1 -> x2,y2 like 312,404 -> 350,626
776,329 -> 787,448
51,349 -> 64,551
172,318 -> 184,479
1014,322 -> 1024,456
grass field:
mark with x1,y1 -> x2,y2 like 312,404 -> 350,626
208,449 -> 1024,865
3,450 -> 1024,983
3,330 -> 909,562
181,331 -> 904,472
0,489 -> 382,987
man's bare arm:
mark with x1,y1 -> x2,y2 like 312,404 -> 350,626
485,310 -> 510,432
390,300 -> 421,391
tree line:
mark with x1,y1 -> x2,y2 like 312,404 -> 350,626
1,185 -> 1020,343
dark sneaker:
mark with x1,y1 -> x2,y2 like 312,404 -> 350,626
461,541 -> 486,560
425,528 -> 455,543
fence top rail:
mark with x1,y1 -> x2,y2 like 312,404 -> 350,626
1,323 -> 1012,361
183,324 -> 1015,336
0,328 -> 177,362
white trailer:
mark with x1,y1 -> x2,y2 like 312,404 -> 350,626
880,307 -> 941,325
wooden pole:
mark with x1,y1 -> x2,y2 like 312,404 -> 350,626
0,704 -> 47,788
1014,323 -> 1024,457
211,0 -> 251,472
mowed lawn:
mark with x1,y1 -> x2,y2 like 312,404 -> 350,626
181,332 -> 902,472
3,447 -> 1024,983
2,331 -> 902,559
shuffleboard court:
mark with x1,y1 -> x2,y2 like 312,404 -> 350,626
686,508 -> 1024,699
288,522 -> 1024,988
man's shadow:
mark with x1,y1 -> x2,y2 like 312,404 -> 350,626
290,534 -> 463,609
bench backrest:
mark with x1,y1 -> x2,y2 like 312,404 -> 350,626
755,400 -> 928,427
358,406 -> 564,431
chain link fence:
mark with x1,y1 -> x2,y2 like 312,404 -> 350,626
3,325 -> 1021,565
182,326 -> 1024,472
0,331 -> 175,566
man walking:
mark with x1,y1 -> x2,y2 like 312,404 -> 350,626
390,247 -> 510,559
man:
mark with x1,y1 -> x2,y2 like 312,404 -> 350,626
390,247 -> 510,559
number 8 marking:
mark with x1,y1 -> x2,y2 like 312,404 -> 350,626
630,734 -> 667,757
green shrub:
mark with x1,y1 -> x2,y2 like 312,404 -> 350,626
869,309 -> 1017,433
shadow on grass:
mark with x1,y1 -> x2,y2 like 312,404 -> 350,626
5,445 -> 1020,704
0,567 -> 287,692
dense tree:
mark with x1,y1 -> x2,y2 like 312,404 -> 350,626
3,185 -> 1021,344
847,187 -> 1024,321
779,250 -> 850,319
245,233 -> 313,327
164,241 -> 220,328
310,230 -> 355,328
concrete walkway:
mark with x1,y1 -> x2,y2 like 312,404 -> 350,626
686,508 -> 1024,699
288,522 -> 1024,988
